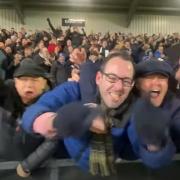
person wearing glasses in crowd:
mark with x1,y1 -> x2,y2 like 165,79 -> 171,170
21,50 -> 175,177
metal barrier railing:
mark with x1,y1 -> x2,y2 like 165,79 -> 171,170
0,159 -> 75,180
1,154 -> 180,180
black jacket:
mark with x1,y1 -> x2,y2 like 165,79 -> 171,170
0,81 -> 44,160
50,60 -> 70,86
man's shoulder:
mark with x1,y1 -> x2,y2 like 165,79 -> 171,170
162,92 -> 180,114
81,60 -> 101,72
59,81 -> 80,87
53,81 -> 80,95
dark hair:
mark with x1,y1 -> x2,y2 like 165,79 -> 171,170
100,50 -> 135,78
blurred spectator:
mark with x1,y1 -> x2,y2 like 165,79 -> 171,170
100,39 -> 109,58
69,47 -> 87,65
66,26 -> 86,48
154,45 -> 166,59
51,52 -> 70,86
0,42 -> 7,80
63,39 -> 73,57
24,46 -> 33,58
68,64 -> 80,82
47,17 -> 62,38
3,52 -> 23,79
138,43 -> 152,63
33,47 -> 52,72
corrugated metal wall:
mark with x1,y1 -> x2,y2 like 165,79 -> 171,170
0,8 -> 22,30
0,7 -> 180,34
130,15 -> 180,35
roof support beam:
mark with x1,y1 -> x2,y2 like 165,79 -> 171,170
126,0 -> 140,27
14,0 -> 25,25
23,1 -> 127,10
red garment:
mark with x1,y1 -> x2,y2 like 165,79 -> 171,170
48,43 -> 57,53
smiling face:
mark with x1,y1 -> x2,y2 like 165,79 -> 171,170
136,74 -> 169,107
96,57 -> 134,108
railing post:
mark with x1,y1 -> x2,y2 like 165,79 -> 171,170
50,167 -> 59,180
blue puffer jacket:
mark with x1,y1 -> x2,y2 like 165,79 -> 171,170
63,125 -> 137,171
64,121 -> 175,171
22,82 -> 176,172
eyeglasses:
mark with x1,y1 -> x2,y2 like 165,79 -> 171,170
101,71 -> 134,87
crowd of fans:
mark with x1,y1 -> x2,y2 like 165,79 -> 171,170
1,17 -> 180,178
0,18 -> 180,82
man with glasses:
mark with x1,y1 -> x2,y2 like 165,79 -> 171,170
21,51 -> 175,176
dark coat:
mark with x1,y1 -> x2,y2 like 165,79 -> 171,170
79,59 -> 103,103
0,81 -> 44,160
50,61 -> 70,86
33,54 -> 51,72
